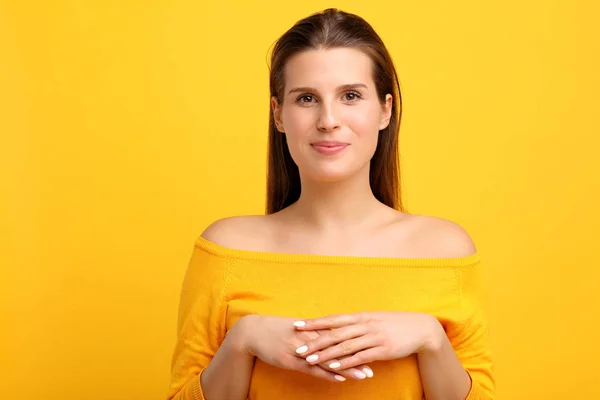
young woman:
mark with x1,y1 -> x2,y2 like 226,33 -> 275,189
167,8 -> 494,400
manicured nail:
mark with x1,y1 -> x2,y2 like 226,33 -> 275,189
362,368 -> 374,378
354,370 -> 367,379
329,362 -> 341,369
334,375 -> 346,382
306,354 -> 319,362
296,345 -> 308,354
293,321 -> 306,327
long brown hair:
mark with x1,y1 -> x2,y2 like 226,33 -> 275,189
266,8 -> 405,214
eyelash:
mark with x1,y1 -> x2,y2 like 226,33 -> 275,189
295,91 -> 363,105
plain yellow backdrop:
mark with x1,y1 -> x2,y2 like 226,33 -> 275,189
1,1 -> 599,399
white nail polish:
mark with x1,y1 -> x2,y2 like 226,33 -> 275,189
296,345 -> 308,354
329,362 -> 341,369
306,354 -> 319,362
362,368 -> 374,378
354,370 -> 367,379
334,375 -> 346,382
293,321 -> 306,327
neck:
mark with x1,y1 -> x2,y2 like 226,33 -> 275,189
285,166 -> 387,233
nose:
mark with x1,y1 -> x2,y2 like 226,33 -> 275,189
317,102 -> 341,132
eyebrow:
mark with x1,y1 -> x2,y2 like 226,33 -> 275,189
287,83 -> 368,95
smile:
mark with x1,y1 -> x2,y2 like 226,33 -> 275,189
310,144 -> 349,155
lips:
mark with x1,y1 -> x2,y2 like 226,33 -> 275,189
311,141 -> 348,147
311,143 -> 349,155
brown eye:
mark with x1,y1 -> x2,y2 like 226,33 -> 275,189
344,91 -> 362,102
297,95 -> 315,103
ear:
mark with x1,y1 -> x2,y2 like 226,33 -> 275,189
271,96 -> 284,132
378,94 -> 393,130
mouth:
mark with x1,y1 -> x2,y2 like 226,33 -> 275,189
310,143 -> 349,155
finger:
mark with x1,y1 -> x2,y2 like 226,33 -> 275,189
325,347 -> 383,371
318,360 -> 374,380
358,364 -> 375,378
295,325 -> 367,356
291,358 -> 347,382
293,313 -> 362,330
296,330 -> 320,342
306,334 -> 379,366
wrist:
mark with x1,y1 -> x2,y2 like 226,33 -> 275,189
419,315 -> 446,355
229,315 -> 259,357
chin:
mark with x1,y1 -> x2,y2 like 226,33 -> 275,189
302,167 -> 357,182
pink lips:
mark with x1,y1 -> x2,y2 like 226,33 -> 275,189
311,141 -> 349,155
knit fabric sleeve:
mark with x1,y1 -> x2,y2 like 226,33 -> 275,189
166,243 -> 231,400
449,259 -> 495,399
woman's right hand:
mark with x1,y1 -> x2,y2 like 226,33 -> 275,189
235,314 -> 374,382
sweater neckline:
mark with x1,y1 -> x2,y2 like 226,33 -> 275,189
194,235 -> 481,267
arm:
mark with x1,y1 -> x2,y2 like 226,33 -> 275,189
167,233 -> 255,400
417,321 -> 473,400
200,317 -> 256,400
418,264 -> 495,400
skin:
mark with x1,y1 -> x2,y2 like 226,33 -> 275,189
199,47 -> 476,399
272,46 -> 393,187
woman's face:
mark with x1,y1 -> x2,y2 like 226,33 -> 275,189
272,47 -> 392,182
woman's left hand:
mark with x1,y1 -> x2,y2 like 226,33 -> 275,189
293,311 -> 445,371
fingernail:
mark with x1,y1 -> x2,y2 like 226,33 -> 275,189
293,321 -> 306,327
329,362 -> 341,369
362,368 -> 374,378
306,354 -> 319,363
296,345 -> 308,354
334,375 -> 346,382
354,370 -> 367,379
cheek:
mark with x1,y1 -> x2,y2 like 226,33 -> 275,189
283,109 -> 314,151
283,107 -> 312,131
281,109 -> 311,163
345,106 -> 381,135
344,110 -> 381,155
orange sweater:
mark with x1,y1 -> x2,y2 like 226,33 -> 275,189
167,236 -> 494,399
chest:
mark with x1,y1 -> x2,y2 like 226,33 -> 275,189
252,215 -> 427,258
224,262 -> 461,400
224,263 -> 462,332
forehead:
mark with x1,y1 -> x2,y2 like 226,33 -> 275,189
283,47 -> 374,89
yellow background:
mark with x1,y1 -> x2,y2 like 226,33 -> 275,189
1,1 -> 599,399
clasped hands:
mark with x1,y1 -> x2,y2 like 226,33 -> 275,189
244,311 -> 445,381
289,311 -> 443,382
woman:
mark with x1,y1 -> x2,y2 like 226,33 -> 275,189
167,8 -> 494,400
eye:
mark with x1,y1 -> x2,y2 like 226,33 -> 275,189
343,91 -> 362,102
295,91 -> 362,105
296,95 -> 315,104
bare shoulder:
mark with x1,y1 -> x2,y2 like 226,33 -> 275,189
200,214 -> 271,250
401,213 -> 477,258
